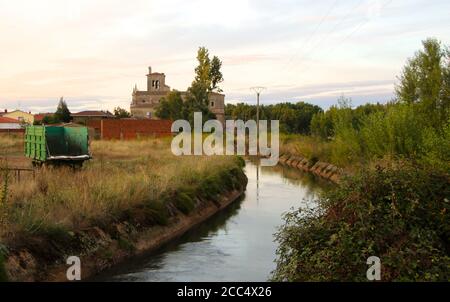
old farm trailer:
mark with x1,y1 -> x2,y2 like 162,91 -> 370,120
25,126 -> 91,168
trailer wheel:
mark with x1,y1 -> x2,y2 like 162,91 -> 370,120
71,161 -> 83,170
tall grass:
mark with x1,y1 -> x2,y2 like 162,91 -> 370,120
0,138 -> 241,242
279,134 -> 332,162
0,133 -> 23,156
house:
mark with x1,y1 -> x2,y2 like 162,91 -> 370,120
130,67 -> 225,124
34,113 -> 54,124
0,116 -> 22,130
71,110 -> 114,125
1,109 -> 34,124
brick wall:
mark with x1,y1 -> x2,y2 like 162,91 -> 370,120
98,119 -> 173,140
0,129 -> 25,134
86,120 -> 102,139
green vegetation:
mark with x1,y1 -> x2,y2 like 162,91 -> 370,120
156,47 -> 223,124
155,90 -> 186,121
54,97 -> 72,123
113,107 -> 131,118
273,162 -> 450,281
280,39 -> 450,171
273,38 -> 450,281
35,97 -> 72,125
0,252 -> 8,282
226,102 -> 322,134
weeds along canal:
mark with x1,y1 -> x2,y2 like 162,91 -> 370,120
94,160 -> 332,282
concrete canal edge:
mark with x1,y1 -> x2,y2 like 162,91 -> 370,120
3,171 -> 248,282
278,153 -> 345,184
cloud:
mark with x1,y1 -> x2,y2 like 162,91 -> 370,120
0,0 -> 449,112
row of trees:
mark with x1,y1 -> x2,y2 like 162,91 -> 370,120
225,102 -> 323,134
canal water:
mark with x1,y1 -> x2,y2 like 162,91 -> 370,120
97,161 -> 330,282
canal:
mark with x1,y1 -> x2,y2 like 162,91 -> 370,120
96,161 -> 331,282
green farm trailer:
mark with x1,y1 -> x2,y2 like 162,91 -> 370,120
25,126 -> 91,168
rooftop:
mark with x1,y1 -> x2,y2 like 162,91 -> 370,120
71,111 -> 114,117
34,113 -> 53,122
0,116 -> 21,123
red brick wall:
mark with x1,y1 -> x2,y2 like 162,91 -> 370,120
86,120 -> 101,130
99,119 -> 173,140
0,129 -> 25,134
86,120 -> 102,139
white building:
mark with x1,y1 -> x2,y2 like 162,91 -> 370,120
0,116 -> 22,129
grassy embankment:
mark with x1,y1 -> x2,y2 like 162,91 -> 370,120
0,136 -> 247,280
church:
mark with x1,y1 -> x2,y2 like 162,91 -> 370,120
130,67 -> 225,124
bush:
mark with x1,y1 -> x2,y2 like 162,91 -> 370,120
173,192 -> 196,215
145,201 -> 170,226
420,120 -> 450,172
0,244 -> 7,282
272,161 -> 450,281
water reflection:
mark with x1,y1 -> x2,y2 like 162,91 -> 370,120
95,161 -> 330,282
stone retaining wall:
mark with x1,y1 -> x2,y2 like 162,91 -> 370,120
278,154 -> 344,184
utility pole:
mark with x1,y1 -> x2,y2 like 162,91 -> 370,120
250,87 -> 266,155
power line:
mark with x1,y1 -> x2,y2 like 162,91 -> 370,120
291,0 -> 393,80
284,0 -> 339,68
282,0 -> 366,77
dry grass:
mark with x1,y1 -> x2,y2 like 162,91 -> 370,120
0,138 -> 239,241
0,134 -> 23,156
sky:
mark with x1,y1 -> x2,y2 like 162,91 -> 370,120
0,0 -> 449,113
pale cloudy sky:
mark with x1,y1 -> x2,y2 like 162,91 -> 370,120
0,0 -> 449,113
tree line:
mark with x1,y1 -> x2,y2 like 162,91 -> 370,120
309,38 -> 449,169
225,102 -> 323,134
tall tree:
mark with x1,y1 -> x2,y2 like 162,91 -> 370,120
54,97 -> 71,123
194,47 -> 212,92
396,38 -> 450,129
210,56 -> 224,92
155,91 -> 185,120
113,107 -> 131,118
155,47 -> 223,124
185,47 -> 222,123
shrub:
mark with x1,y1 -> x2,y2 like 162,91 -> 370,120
173,192 -> 196,215
118,237 -> 135,252
420,119 -> 450,172
0,244 -> 7,282
272,161 -> 450,281
145,201 -> 170,226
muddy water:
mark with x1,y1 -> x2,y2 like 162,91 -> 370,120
97,161 -> 331,282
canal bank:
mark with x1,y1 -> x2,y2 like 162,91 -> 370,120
94,161 -> 331,282
278,154 -> 344,184
2,162 -> 248,282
